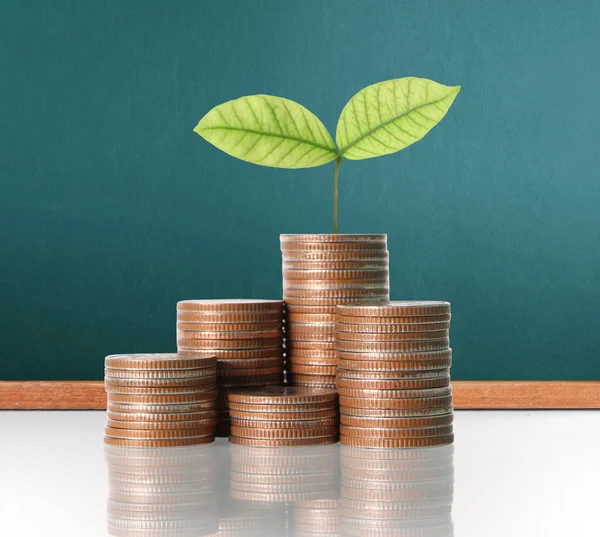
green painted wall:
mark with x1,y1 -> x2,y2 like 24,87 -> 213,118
1,0 -> 599,381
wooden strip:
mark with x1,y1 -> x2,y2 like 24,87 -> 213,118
1,381 -> 599,410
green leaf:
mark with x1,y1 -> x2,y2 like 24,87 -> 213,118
336,77 -> 460,160
195,95 -> 338,169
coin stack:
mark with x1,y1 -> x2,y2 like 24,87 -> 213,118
227,386 -> 339,447
335,302 -> 454,448
105,444 -> 219,537
339,444 -> 454,536
104,353 -> 218,447
176,300 -> 285,436
281,234 -> 390,389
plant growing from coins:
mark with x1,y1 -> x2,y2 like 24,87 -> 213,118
195,77 -> 460,233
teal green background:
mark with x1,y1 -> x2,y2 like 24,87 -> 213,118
1,0 -> 599,381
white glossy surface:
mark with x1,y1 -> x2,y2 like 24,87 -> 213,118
1,410 -> 599,536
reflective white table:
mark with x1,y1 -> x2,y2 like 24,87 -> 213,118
1,410 -> 599,536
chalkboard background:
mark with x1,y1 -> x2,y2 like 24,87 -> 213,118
1,0 -> 599,381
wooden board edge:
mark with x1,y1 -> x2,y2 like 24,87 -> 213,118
1,381 -> 600,410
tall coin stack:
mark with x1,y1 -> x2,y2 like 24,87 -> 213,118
104,353 -> 218,447
105,444 -> 219,537
335,302 -> 454,448
227,387 -> 339,447
339,444 -> 454,536
281,234 -> 390,389
176,300 -> 285,436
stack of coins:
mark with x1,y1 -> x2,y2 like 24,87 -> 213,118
229,442 -> 339,504
105,444 -> 219,537
281,234 -> 390,388
227,386 -> 339,447
339,444 -> 454,536
176,300 -> 285,436
104,353 -> 218,447
335,302 -> 454,448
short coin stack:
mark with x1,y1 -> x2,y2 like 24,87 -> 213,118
104,353 -> 218,447
227,386 -> 339,446
335,302 -> 454,448
339,444 -> 454,535
281,234 -> 390,389
105,444 -> 219,537
176,299 -> 284,436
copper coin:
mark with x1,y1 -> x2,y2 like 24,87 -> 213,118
289,364 -> 337,376
176,321 -> 282,332
176,329 -> 283,340
337,376 -> 450,390
107,401 -> 216,413
337,348 -> 452,362
340,424 -> 453,438
336,339 -> 449,353
177,311 -> 282,323
106,418 -> 218,430
336,322 -> 451,334
336,386 -> 452,400
338,395 -> 453,409
105,427 -> 215,439
336,313 -> 451,324
229,436 -> 338,447
284,296 -> 389,306
177,337 -> 282,350
181,348 -> 284,360
336,330 -> 449,342
338,358 -> 452,371
228,401 -> 337,413
286,333 -> 335,343
177,299 -> 283,313
286,341 -> 336,351
340,406 -> 454,418
229,386 -> 337,405
108,391 -> 217,405
104,368 -> 216,379
284,260 -> 389,270
337,368 -> 449,380
340,435 -> 454,448
217,357 -> 283,370
282,253 -> 389,264
285,305 -> 337,314
289,357 -> 338,368
286,314 -> 336,324
105,354 -> 216,371
229,409 -> 338,421
284,280 -> 389,291
290,349 -> 338,359
107,410 -> 218,422
230,418 -> 338,430
283,268 -> 389,280
104,436 -> 214,447
281,234 -> 387,243
340,413 -> 453,429
218,374 -> 281,387
280,242 -> 387,253
284,287 -> 389,297
286,322 -> 335,335
290,374 -> 337,386
105,383 -> 216,395
217,366 -> 283,377
104,376 -> 216,388
337,302 -> 451,317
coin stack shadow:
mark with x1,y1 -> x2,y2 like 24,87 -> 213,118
104,353 -> 218,447
281,234 -> 390,389
105,444 -> 219,537
227,386 -> 339,447
339,444 -> 454,536
176,300 -> 285,437
335,302 -> 454,448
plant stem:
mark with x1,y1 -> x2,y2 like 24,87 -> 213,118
333,156 -> 342,234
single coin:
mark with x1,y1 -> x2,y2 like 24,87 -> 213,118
230,418 -> 338,430
283,269 -> 389,280
105,383 -> 216,395
105,426 -> 215,439
107,410 -> 218,422
340,424 -> 453,438
340,413 -> 453,428
104,376 -> 216,388
338,358 -> 452,371
286,314 -> 336,324
336,386 -> 452,400
337,368 -> 449,380
336,339 -> 449,353
285,305 -> 337,314
284,296 -> 389,306
228,401 -> 338,413
105,354 -> 216,371
177,299 -> 283,313
229,386 -> 338,405
337,302 -> 451,317
176,321 -> 282,332
335,321 -> 451,333
340,406 -> 454,418
338,395 -> 453,410
181,348 -> 284,360
280,242 -> 387,253
282,252 -> 389,265
280,234 -> 387,243
286,332 -> 335,343
340,435 -> 454,448
289,356 -> 338,367
286,341 -> 336,351
290,348 -> 338,359
335,330 -> 449,342
177,311 -> 282,323
284,260 -> 389,271
217,366 -> 283,377
106,401 -> 216,413
293,382 -> 337,390
337,348 -> 452,362
108,390 -> 217,405
336,314 -> 451,325
286,322 -> 335,335
284,288 -> 389,298
106,418 -> 218,430
229,436 -> 338,447
290,364 -> 337,376
177,337 -> 282,350
104,436 -> 214,447
289,375 -> 337,386
336,376 -> 450,390
229,409 -> 338,421
176,329 -> 283,340
217,374 -> 281,387
104,368 -> 216,379
217,357 -> 283,370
